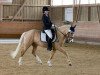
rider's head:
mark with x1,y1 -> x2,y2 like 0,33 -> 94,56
42,6 -> 49,15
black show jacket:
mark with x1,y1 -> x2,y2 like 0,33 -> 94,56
42,14 -> 52,30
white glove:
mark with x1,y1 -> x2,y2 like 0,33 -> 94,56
52,24 -> 55,27
51,24 -> 55,29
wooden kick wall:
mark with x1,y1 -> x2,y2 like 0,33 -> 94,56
0,0 -> 50,38
0,21 -> 43,38
0,0 -> 49,21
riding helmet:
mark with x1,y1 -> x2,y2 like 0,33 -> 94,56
42,6 -> 49,13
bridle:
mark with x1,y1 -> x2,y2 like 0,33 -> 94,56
54,25 -> 74,43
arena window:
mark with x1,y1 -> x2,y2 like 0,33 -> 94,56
0,0 -> 12,4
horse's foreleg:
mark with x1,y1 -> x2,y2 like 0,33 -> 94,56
57,46 -> 72,66
47,50 -> 56,67
32,45 -> 42,64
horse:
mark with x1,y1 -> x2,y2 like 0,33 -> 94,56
11,25 -> 74,67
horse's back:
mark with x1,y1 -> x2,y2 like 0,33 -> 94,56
22,29 -> 41,44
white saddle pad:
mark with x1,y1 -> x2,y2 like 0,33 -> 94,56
40,31 -> 56,42
41,32 -> 46,42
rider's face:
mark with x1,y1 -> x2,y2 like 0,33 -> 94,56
44,11 -> 49,15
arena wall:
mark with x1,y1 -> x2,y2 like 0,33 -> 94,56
0,21 -> 43,38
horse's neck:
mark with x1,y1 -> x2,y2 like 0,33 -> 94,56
56,25 -> 67,46
57,30 -> 66,46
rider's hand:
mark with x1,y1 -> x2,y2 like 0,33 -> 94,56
51,24 -> 55,29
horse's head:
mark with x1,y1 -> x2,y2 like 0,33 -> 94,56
65,25 -> 76,43
58,25 -> 76,44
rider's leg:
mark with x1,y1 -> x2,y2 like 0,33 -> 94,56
46,36 -> 52,51
44,29 -> 53,51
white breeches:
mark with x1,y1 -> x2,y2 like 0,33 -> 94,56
44,30 -> 52,39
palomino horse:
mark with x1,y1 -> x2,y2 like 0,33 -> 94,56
11,25 -> 73,67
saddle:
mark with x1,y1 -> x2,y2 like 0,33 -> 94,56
40,28 -> 57,42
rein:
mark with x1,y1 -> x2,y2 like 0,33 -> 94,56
55,26 -> 67,36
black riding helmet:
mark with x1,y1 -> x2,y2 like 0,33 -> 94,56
42,6 -> 49,13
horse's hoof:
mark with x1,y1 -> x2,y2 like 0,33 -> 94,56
18,61 -> 23,66
18,62 -> 23,66
38,62 -> 42,65
47,61 -> 52,67
69,63 -> 72,66
48,63 -> 52,67
36,61 -> 42,65
10,51 -> 16,59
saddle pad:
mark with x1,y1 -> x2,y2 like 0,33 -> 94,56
40,31 -> 56,42
41,31 -> 46,42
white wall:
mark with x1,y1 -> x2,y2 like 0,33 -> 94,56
52,0 -> 100,6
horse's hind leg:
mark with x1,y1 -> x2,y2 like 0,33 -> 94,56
32,44 -> 42,64
18,46 -> 24,66
18,45 -> 27,66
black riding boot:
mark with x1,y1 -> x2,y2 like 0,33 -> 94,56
46,36 -> 52,51
47,39 -> 52,51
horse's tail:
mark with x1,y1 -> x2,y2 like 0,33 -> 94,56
11,32 -> 25,59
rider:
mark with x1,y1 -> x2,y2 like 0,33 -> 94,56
42,6 -> 54,51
